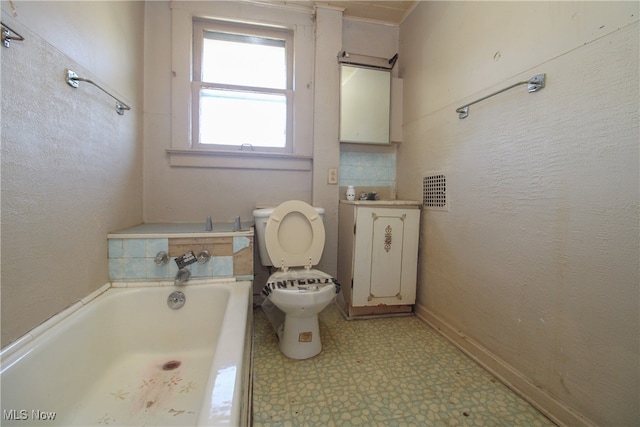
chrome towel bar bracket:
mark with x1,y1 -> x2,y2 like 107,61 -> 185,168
456,73 -> 545,119
65,69 -> 131,115
1,22 -> 24,48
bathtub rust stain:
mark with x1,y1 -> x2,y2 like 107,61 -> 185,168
139,378 -> 157,388
162,360 -> 181,370
102,358 -> 199,422
133,378 -> 171,415
164,373 -> 183,386
179,381 -> 197,393
132,369 -> 183,415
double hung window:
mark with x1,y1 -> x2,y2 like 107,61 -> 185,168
192,20 -> 293,153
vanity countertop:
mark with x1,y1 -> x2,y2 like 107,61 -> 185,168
339,200 -> 421,207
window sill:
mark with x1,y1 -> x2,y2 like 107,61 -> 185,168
166,149 -> 313,171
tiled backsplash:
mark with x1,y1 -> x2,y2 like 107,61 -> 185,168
339,151 -> 396,187
108,236 -> 253,281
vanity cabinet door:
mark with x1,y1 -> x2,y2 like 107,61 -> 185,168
352,207 -> 419,307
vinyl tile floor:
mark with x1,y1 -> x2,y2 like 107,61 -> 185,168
251,303 -> 557,427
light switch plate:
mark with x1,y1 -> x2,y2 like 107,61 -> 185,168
328,168 -> 338,184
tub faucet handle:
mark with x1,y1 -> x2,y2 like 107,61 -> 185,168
197,249 -> 211,264
154,251 -> 169,265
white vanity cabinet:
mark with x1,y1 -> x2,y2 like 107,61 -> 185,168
337,200 -> 421,318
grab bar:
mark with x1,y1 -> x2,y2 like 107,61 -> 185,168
456,73 -> 546,119
65,69 -> 131,115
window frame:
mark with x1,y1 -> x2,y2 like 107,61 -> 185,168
191,19 -> 294,154
169,3 -> 314,170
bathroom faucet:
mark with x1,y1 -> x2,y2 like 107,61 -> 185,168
174,268 -> 191,286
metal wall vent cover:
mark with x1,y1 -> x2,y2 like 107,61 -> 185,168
423,174 -> 447,211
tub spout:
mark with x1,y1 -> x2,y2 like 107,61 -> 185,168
174,268 -> 191,286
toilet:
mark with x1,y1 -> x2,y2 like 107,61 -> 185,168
253,200 -> 339,359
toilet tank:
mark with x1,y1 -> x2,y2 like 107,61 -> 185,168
253,206 -> 325,267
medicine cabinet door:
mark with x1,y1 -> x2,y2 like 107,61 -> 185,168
339,65 -> 391,144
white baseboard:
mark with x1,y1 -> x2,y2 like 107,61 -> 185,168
414,303 -> 595,427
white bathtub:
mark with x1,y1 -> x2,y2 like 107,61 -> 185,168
1,279 -> 252,426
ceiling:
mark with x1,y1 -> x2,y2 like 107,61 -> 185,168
261,1 -> 418,25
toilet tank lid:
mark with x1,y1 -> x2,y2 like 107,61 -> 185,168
252,208 -> 273,218
253,206 -> 324,218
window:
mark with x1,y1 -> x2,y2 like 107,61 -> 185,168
169,4 -> 313,169
192,20 -> 293,153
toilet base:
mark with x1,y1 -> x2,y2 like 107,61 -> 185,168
278,314 -> 322,359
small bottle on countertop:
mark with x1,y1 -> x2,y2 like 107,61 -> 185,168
346,185 -> 356,201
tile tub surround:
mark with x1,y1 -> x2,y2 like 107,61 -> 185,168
252,304 -> 556,426
107,224 -> 253,281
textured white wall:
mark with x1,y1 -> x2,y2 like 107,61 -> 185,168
0,1 -> 144,347
398,2 -> 638,426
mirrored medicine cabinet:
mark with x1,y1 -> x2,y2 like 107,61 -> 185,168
339,64 -> 391,145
